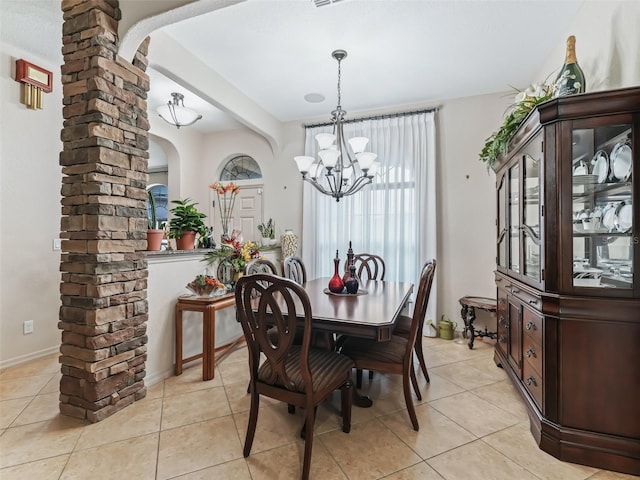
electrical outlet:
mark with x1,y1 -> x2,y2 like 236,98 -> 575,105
52,238 -> 62,251
23,320 -> 34,334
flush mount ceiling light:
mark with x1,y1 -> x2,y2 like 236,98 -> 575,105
157,92 -> 202,129
294,49 -> 379,202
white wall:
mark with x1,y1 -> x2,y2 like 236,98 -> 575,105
0,42 -> 63,365
437,91 -> 511,322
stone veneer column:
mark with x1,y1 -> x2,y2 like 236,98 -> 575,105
59,0 -> 150,422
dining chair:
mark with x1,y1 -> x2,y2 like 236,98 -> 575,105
282,256 -> 307,285
341,253 -> 386,381
235,274 -> 354,480
393,259 -> 437,384
352,253 -> 386,281
244,258 -> 278,276
339,259 -> 436,431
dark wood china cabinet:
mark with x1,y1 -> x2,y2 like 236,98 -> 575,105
492,87 -> 640,475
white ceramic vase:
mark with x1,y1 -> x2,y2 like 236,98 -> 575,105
280,229 -> 298,258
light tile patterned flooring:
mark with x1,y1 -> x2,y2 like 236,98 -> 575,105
1,336 -> 637,479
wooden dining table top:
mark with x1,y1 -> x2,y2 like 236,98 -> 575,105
292,277 -> 414,341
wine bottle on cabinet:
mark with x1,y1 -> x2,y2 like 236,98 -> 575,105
553,35 -> 586,97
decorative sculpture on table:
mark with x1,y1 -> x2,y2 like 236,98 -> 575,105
328,250 -> 345,293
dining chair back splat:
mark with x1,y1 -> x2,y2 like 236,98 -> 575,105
283,256 -> 307,285
244,258 -> 278,276
393,259 -> 437,384
351,253 -> 386,282
235,274 -> 354,480
339,259 -> 436,431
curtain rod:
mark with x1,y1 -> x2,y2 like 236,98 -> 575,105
304,106 -> 439,129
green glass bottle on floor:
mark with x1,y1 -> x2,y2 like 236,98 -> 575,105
553,35 -> 586,97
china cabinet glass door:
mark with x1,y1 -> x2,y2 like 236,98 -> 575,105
498,174 -> 507,268
509,163 -> 520,274
523,153 -> 541,282
571,123 -> 633,290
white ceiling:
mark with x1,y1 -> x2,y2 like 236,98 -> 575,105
1,0 -> 586,135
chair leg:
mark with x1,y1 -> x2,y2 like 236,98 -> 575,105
414,337 -> 430,383
243,389 -> 260,457
410,359 -> 422,401
356,368 -> 363,389
403,367 -> 419,431
341,379 -> 352,433
301,405 -> 316,480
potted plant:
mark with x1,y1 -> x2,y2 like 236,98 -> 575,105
146,190 -> 164,251
257,218 -> 275,246
168,198 -> 208,250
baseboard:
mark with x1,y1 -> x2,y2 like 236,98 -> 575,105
0,345 -> 59,370
145,367 -> 175,387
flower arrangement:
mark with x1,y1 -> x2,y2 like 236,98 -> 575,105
203,240 -> 262,273
186,274 -> 226,297
209,182 -> 240,239
479,82 -> 553,168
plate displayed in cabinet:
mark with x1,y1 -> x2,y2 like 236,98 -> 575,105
601,203 -> 617,232
614,200 -> 632,233
591,150 -> 609,184
611,141 -> 632,181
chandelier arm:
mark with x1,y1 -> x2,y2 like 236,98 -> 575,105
343,176 -> 372,197
303,176 -> 331,196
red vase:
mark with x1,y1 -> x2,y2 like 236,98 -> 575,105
328,250 -> 345,293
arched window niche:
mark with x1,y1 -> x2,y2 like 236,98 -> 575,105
219,155 -> 262,181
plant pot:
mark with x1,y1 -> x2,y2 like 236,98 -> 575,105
176,231 -> 196,250
146,229 -> 164,251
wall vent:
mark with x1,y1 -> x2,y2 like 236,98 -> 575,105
312,0 -> 343,7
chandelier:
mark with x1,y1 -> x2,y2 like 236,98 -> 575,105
294,50 -> 379,202
157,92 -> 202,129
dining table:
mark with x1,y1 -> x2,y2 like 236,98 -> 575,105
270,277 -> 415,407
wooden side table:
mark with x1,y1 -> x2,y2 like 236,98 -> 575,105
175,293 -> 242,381
459,295 -> 497,350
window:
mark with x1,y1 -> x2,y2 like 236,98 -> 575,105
220,155 -> 262,181
147,184 -> 168,228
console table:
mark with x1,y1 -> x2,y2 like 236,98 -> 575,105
459,295 -> 497,349
175,293 -> 243,381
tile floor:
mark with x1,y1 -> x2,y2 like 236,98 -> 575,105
1,336 -> 637,479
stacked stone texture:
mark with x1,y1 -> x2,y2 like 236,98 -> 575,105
59,0 -> 150,422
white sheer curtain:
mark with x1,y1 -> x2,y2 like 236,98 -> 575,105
301,111 -> 437,321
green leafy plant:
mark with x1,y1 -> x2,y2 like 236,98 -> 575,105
168,198 -> 208,239
479,82 -> 553,168
257,218 -> 275,239
147,189 -> 158,230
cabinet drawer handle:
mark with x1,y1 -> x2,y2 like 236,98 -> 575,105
499,335 -> 506,343
525,320 -> 535,331
512,288 -> 520,293
528,299 -> 537,305
525,347 -> 536,358
498,315 -> 505,325
526,376 -> 537,387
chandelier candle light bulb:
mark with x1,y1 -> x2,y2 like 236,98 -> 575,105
294,49 -> 379,201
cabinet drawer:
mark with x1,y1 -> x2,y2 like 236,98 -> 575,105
510,286 -> 541,310
522,336 -> 542,376
522,307 -> 542,345
522,361 -> 542,409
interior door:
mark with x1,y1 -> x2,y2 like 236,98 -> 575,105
210,185 -> 263,242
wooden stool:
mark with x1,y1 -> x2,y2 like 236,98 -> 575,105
459,295 -> 497,350
175,293 -> 240,381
